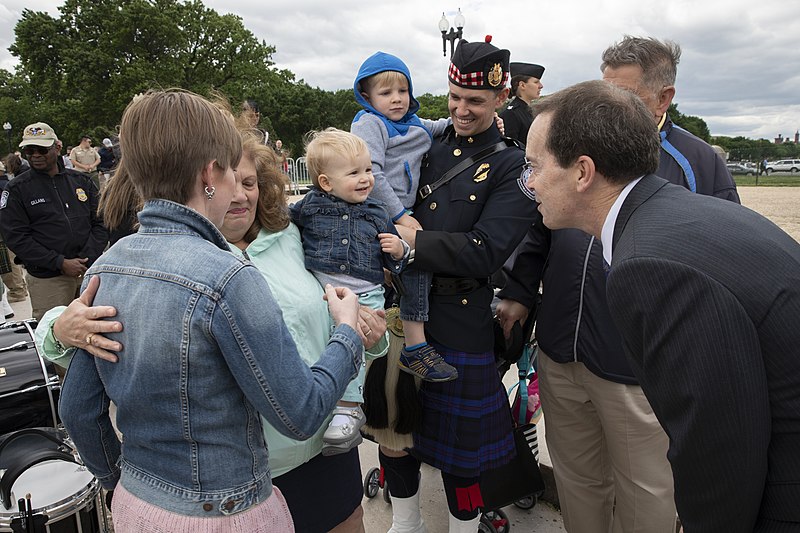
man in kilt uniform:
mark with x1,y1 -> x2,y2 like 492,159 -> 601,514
381,37 -> 539,532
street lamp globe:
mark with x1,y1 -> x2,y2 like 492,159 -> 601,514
454,8 -> 465,29
438,13 -> 449,33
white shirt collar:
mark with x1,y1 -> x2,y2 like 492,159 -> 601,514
600,177 -> 643,266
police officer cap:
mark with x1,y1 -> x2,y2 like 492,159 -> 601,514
448,36 -> 510,90
510,62 -> 545,80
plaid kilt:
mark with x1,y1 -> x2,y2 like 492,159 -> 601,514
412,344 -> 516,478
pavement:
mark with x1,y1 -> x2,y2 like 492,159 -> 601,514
8,294 -> 565,532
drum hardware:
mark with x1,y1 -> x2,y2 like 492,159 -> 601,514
0,343 -> 35,355
0,322 -> 60,435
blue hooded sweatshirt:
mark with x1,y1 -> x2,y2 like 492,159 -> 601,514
351,51 -> 449,220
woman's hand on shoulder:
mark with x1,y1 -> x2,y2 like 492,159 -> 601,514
53,275 -> 123,363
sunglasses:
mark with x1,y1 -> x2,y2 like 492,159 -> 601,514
22,145 -> 54,156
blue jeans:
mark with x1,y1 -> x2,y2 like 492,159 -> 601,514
399,268 -> 431,322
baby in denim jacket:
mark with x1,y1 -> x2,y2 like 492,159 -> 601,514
290,128 -> 411,454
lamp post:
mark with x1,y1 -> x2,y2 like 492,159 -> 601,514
438,8 -> 465,58
2,123 -> 10,153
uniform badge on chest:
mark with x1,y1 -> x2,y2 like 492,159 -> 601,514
473,163 -> 490,182
75,188 -> 88,202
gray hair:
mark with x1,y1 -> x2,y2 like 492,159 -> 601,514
600,36 -> 681,92
531,80 -> 660,185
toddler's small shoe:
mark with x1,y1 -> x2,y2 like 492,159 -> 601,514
322,405 -> 365,456
321,433 -> 363,456
398,344 -> 458,382
323,405 -> 365,444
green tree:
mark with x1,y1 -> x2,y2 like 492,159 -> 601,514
7,0 -> 289,145
668,103 -> 711,143
417,93 -> 449,120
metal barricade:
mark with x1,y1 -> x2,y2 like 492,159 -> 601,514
286,157 -> 312,195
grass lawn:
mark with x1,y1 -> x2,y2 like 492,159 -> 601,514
732,173 -> 800,186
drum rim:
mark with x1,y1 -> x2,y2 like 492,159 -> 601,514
0,476 -> 99,525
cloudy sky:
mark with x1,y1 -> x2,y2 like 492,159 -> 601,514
1,0 -> 798,140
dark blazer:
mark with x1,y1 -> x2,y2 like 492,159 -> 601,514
606,174 -> 800,531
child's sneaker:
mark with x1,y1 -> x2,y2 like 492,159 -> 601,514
322,406 -> 365,456
398,344 -> 458,382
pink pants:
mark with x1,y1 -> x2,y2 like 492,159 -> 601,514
111,483 -> 294,532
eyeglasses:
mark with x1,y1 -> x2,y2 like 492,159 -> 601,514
22,145 -> 54,156
520,158 -> 534,182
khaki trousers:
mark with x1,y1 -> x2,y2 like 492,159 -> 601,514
539,351 -> 676,533
1,250 -> 28,301
26,273 -> 81,322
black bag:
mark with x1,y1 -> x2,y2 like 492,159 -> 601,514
479,423 -> 545,510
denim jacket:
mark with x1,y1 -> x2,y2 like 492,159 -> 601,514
59,199 -> 362,517
290,189 -> 405,284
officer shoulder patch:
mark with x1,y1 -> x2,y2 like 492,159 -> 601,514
76,188 -> 88,202
517,174 -> 537,201
0,191 -> 7,209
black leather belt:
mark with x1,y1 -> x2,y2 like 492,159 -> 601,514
430,276 -> 489,295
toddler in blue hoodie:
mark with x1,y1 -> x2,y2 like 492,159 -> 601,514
351,52 -> 459,385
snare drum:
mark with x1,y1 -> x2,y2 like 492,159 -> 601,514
0,428 -> 104,533
0,322 -> 59,435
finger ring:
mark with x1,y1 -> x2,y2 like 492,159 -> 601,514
365,329 -> 372,336
86,333 -> 95,346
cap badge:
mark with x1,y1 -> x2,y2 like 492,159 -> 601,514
488,63 -> 503,87
25,126 -> 48,137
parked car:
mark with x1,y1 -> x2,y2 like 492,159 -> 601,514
765,159 -> 800,174
726,163 -> 756,175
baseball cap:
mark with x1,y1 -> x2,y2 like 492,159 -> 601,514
102,138 -> 113,148
19,122 -> 59,148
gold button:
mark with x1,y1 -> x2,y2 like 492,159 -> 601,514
453,149 -> 462,156
461,299 -> 468,305
468,137 -> 474,143
469,194 -> 476,201
430,202 -> 437,210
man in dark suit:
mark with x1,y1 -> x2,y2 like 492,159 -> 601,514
524,79 -> 800,532
497,37 -> 738,532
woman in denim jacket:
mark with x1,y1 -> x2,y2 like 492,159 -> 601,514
56,91 -> 363,532
39,126 -> 387,532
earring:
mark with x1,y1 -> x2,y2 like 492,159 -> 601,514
204,186 -> 215,200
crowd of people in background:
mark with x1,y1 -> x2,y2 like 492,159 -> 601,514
0,31 -> 797,533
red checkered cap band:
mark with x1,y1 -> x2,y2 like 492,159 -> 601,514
448,63 -> 509,87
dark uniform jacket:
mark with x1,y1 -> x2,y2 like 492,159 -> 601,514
499,114 -> 740,384
498,97 -> 533,146
413,124 -> 538,353
0,163 -> 107,278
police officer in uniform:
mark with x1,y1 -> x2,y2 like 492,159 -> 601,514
0,122 -> 107,321
499,62 -> 545,146
378,38 -> 538,533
